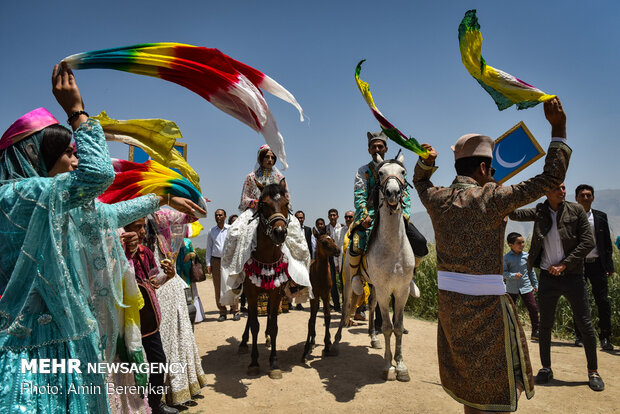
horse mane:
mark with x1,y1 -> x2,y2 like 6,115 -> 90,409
259,183 -> 287,202
375,158 -> 406,172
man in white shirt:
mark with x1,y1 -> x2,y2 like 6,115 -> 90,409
326,208 -> 344,312
295,210 -> 313,257
206,209 -> 239,321
310,217 -> 326,260
334,210 -> 354,270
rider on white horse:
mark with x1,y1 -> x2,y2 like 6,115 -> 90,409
349,131 -> 427,295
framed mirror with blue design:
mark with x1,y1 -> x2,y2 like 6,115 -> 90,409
128,142 -> 188,163
492,121 -> 545,184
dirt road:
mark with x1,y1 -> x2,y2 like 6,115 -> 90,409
182,280 -> 619,413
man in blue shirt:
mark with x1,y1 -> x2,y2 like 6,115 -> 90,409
503,232 -> 540,340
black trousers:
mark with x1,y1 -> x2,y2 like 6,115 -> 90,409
573,258 -> 612,340
142,331 -> 167,409
406,221 -> 428,257
538,270 -> 598,371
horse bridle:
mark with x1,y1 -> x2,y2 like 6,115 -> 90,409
376,159 -> 411,214
253,201 -> 291,244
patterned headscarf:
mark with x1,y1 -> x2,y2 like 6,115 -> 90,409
0,108 -> 71,180
0,107 -> 58,150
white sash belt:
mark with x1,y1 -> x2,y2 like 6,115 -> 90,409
437,271 -> 506,296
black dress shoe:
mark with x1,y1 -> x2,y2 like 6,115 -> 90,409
588,372 -> 605,391
601,338 -> 614,351
535,368 -> 553,384
152,402 -> 179,414
574,338 -> 583,347
295,304 -> 304,310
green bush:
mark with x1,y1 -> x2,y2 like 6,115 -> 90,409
405,244 -> 438,320
405,242 -> 620,344
194,247 -> 207,269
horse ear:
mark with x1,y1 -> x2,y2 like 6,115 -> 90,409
375,154 -> 384,163
397,153 -> 404,164
313,227 -> 318,238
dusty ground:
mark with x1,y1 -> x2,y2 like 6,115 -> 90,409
180,280 -> 620,413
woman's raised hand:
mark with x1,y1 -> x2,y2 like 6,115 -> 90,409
158,195 -> 207,218
52,62 -> 87,130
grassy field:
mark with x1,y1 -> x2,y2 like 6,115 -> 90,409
406,242 -> 620,344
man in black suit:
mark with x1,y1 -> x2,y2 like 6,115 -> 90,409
295,210 -> 313,257
573,184 -> 615,351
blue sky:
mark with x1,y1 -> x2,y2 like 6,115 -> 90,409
1,0 -> 618,235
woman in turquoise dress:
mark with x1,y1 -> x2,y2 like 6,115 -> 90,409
0,64 -> 204,413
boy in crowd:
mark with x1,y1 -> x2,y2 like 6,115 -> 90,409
503,232 -> 540,340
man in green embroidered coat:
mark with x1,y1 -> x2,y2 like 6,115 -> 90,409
349,132 -> 427,290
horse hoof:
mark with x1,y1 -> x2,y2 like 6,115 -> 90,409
268,369 -> 283,379
383,366 -> 396,381
396,370 -> 411,382
325,346 -> 339,357
323,348 -> 338,357
247,366 -> 260,376
370,339 -> 382,349
265,338 -> 271,348
238,345 -> 249,355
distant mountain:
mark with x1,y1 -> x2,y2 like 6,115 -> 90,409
411,188 -> 620,242
591,189 -> 620,236
193,231 -> 209,251
593,189 -> 620,217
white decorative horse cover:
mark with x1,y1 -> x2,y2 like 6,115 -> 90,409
220,209 -> 312,305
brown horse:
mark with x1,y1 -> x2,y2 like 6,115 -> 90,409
301,230 -> 340,362
237,184 -> 290,379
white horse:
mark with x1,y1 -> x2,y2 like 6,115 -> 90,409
333,153 -> 415,382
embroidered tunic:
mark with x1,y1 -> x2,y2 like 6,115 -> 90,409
239,167 -> 287,211
412,139 -> 571,411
